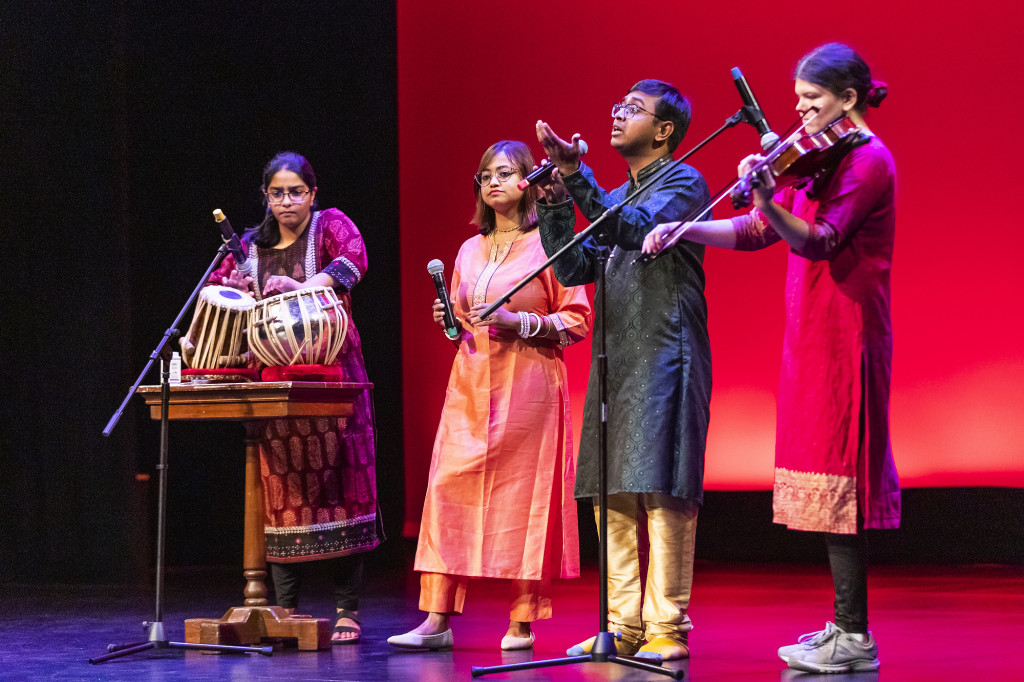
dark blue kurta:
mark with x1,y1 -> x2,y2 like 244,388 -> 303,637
537,156 -> 712,503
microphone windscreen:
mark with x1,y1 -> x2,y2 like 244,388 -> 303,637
427,259 -> 444,276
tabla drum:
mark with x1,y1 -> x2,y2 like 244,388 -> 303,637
181,285 -> 256,368
248,286 -> 348,366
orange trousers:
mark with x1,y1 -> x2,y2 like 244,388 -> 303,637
419,572 -> 552,622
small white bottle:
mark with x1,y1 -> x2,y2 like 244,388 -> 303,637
169,351 -> 182,385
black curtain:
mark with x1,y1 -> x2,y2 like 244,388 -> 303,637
1,2 -> 401,582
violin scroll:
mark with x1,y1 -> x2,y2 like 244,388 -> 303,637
729,164 -> 768,209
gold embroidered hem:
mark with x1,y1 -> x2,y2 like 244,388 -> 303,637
772,467 -> 858,534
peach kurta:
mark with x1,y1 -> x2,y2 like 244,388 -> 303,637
415,229 -> 592,581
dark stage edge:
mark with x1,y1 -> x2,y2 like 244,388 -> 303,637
3,561 -> 1022,681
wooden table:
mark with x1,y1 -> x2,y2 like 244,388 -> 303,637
137,380 -> 372,650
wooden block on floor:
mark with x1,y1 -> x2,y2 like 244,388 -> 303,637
185,606 -> 330,650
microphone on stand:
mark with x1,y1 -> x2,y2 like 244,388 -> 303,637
212,209 -> 253,275
516,140 -> 589,190
427,259 -> 460,338
731,67 -> 780,151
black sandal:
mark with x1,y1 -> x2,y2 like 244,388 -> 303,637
332,608 -> 361,645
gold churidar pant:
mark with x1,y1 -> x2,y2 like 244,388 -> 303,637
596,492 -> 698,645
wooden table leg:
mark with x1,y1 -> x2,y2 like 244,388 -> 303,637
242,421 -> 267,606
184,421 -> 330,650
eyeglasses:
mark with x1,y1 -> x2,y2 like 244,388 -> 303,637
474,166 -> 520,186
611,102 -> 663,120
265,188 -> 312,204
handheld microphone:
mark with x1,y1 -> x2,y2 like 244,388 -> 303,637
427,259 -> 459,338
212,209 -> 253,275
731,67 -> 780,151
516,140 -> 589,190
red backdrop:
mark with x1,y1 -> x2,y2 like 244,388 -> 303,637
397,1 -> 1024,534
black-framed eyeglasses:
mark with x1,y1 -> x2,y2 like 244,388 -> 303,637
474,165 -> 520,186
611,102 -> 664,120
265,188 -> 312,204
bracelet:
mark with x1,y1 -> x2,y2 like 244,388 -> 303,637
527,313 -> 544,337
518,311 -> 530,338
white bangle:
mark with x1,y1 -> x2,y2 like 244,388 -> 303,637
528,313 -> 543,337
518,311 -> 530,338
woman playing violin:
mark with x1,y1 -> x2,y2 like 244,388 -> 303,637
644,42 -> 898,675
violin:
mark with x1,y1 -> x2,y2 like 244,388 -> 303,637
637,116 -> 870,263
730,116 -> 868,208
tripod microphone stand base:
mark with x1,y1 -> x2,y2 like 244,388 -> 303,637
471,631 -> 684,679
88,620 -> 273,664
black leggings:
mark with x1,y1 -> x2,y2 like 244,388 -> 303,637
825,530 -> 868,634
271,553 -> 364,612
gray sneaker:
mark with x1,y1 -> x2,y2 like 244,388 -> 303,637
778,622 -> 839,662
779,621 -> 880,673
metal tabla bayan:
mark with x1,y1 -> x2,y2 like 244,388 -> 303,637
247,286 -> 348,366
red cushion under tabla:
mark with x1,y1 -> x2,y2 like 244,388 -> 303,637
260,364 -> 343,382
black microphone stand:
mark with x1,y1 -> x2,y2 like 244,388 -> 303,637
92,242 -> 272,663
471,106 -> 757,680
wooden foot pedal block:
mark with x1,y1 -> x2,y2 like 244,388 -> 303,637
185,606 -> 330,650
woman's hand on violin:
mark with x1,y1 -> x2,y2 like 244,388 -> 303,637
737,154 -> 765,177
467,302 -> 517,330
221,269 -> 255,293
533,159 -> 569,204
738,154 -> 776,209
642,221 -> 687,255
535,121 -> 583,177
262,275 -> 302,296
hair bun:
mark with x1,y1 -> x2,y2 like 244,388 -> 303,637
866,79 -> 888,108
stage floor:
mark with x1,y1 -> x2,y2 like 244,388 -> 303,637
4,560 -> 1021,680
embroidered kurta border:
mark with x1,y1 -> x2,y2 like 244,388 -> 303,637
472,241 -> 515,306
773,467 -> 858,534
266,513 -> 378,560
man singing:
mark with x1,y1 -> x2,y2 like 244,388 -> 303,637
534,79 -> 711,661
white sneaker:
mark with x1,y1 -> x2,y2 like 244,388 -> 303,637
779,622 -> 880,673
778,622 -> 838,662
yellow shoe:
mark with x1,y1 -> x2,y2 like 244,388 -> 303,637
566,633 -> 640,656
636,636 -> 689,661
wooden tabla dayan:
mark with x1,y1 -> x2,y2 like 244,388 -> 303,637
248,286 -> 348,366
180,285 -> 257,368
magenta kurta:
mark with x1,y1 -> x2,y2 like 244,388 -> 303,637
415,229 -> 592,580
209,208 -> 379,561
732,135 -> 900,533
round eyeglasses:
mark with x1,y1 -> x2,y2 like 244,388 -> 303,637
265,189 -> 312,204
611,102 -> 664,120
474,166 -> 520,186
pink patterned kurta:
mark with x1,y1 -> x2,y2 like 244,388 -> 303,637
415,229 -> 592,580
209,208 -> 379,561
732,135 -> 900,533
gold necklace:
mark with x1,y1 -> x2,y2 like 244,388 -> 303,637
494,222 -> 521,233
488,229 -> 525,262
